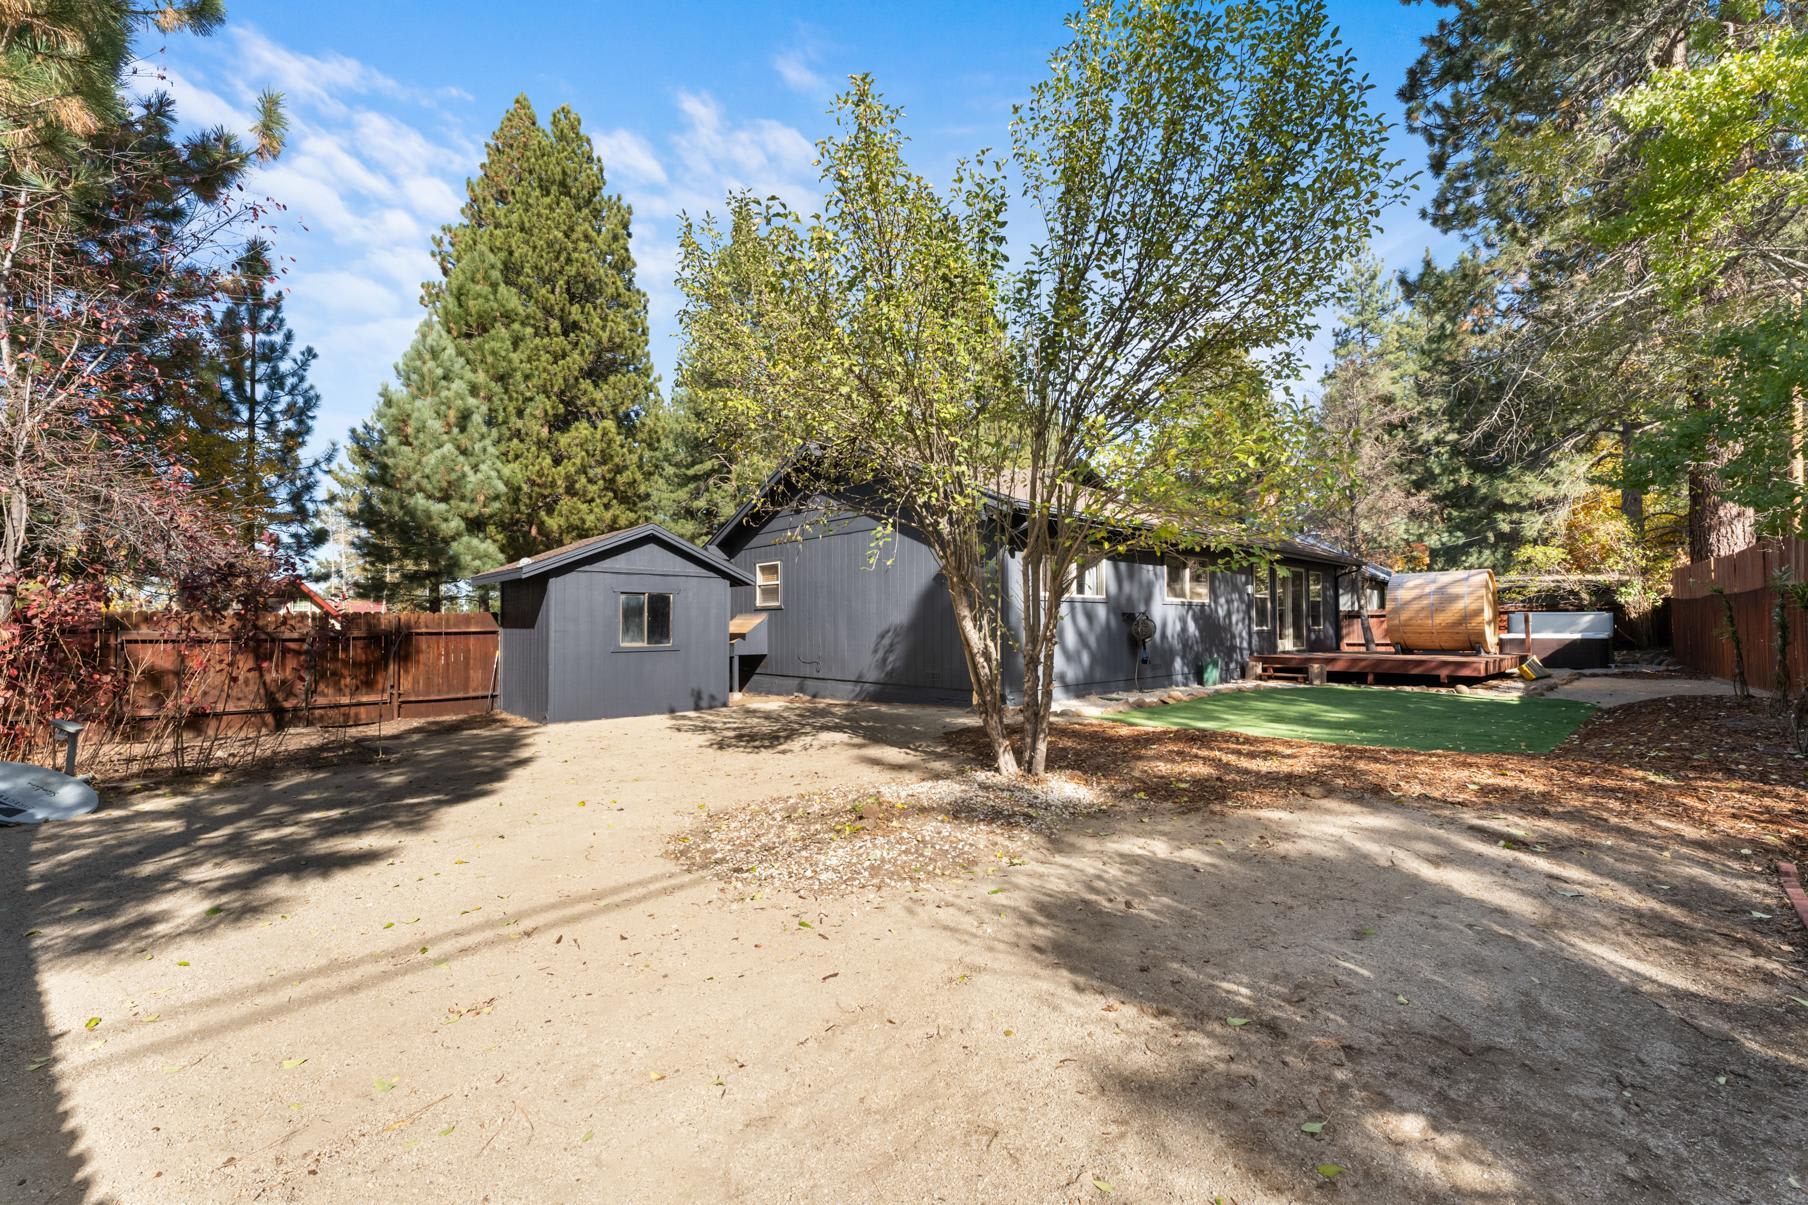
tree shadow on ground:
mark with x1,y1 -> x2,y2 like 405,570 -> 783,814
954,700 -> 1808,1202
668,698 -> 970,766
0,713 -> 535,1204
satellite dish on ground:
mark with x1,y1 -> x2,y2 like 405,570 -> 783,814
0,761 -> 98,825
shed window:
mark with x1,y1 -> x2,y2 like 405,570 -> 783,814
1066,559 -> 1105,599
1164,557 -> 1211,603
1308,572 -> 1325,629
754,561 -> 782,608
1254,571 -> 1272,631
620,592 -> 673,647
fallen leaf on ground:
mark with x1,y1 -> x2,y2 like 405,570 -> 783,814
648,1071 -> 666,1082
26,1057 -> 50,1071
1225,1017 -> 1250,1027
1317,1164 -> 1345,1180
83,1016 -> 100,1030
281,1057 -> 308,1070
1091,1178 -> 1114,1195
374,1076 -> 399,1094
1301,1121 -> 1326,1134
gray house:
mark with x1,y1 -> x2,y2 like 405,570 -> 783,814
709,474 -> 1365,707
472,523 -> 753,722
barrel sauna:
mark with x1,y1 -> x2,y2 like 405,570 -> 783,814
1385,569 -> 1500,654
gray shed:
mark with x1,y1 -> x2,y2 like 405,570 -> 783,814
471,523 -> 754,723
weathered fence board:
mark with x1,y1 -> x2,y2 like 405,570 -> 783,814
1670,538 -> 1807,691
104,611 -> 498,735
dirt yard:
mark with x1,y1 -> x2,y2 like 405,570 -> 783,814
1,690 -> 1804,1203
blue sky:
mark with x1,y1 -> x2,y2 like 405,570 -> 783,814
148,1 -> 1460,457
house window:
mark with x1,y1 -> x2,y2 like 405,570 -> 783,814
1365,581 -> 1386,612
620,592 -> 673,647
754,561 -> 782,608
1254,570 -> 1272,630
1308,572 -> 1325,630
1066,559 -> 1106,599
1164,557 -> 1211,603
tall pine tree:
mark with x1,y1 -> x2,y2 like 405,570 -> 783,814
195,239 -> 330,557
429,96 -> 657,559
335,319 -> 504,610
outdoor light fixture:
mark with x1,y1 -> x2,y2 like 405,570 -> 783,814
49,719 -> 84,778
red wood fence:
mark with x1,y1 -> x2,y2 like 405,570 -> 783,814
1670,538 -> 1808,691
105,610 -> 499,735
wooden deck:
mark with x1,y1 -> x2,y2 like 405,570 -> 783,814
1251,650 -> 1525,685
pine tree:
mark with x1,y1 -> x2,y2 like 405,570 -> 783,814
335,319 -> 504,610
196,239 -> 330,557
430,96 -> 657,560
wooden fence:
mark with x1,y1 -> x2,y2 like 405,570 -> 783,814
105,610 -> 499,736
1670,538 -> 1808,691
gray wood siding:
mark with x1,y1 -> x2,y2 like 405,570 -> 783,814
718,505 -> 972,705
494,529 -> 737,723
713,491 -> 1350,706
1001,551 -> 1255,701
498,577 -> 551,722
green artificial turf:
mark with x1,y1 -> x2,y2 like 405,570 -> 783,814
1107,684 -> 1595,754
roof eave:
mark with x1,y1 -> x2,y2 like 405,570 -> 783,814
470,523 -> 755,587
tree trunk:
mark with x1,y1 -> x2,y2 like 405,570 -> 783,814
1015,516 -> 1067,779
1022,601 -> 1059,777
1686,390 -> 1755,562
946,582 -> 1017,775
1357,585 -> 1376,653
1688,466 -> 1756,562
1792,385 -> 1805,537
1619,422 -> 1644,537
0,476 -> 26,624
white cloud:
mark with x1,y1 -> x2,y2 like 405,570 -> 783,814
668,91 -> 817,211
587,91 -> 822,383
149,25 -> 476,452
155,25 -> 827,447
595,128 -> 667,187
772,48 -> 826,95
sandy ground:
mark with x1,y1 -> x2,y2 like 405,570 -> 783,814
1544,672 -> 1752,709
1,696 -> 1803,1204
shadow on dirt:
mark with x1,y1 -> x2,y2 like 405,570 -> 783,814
0,713 -> 534,1203
957,701 -> 1807,1202
668,698 -> 969,765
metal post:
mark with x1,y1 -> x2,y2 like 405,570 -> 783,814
49,719 -> 83,777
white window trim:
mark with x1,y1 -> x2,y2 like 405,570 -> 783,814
1065,559 -> 1107,600
619,591 -> 674,648
1253,569 -> 1274,631
754,560 -> 782,609
1164,557 -> 1212,604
